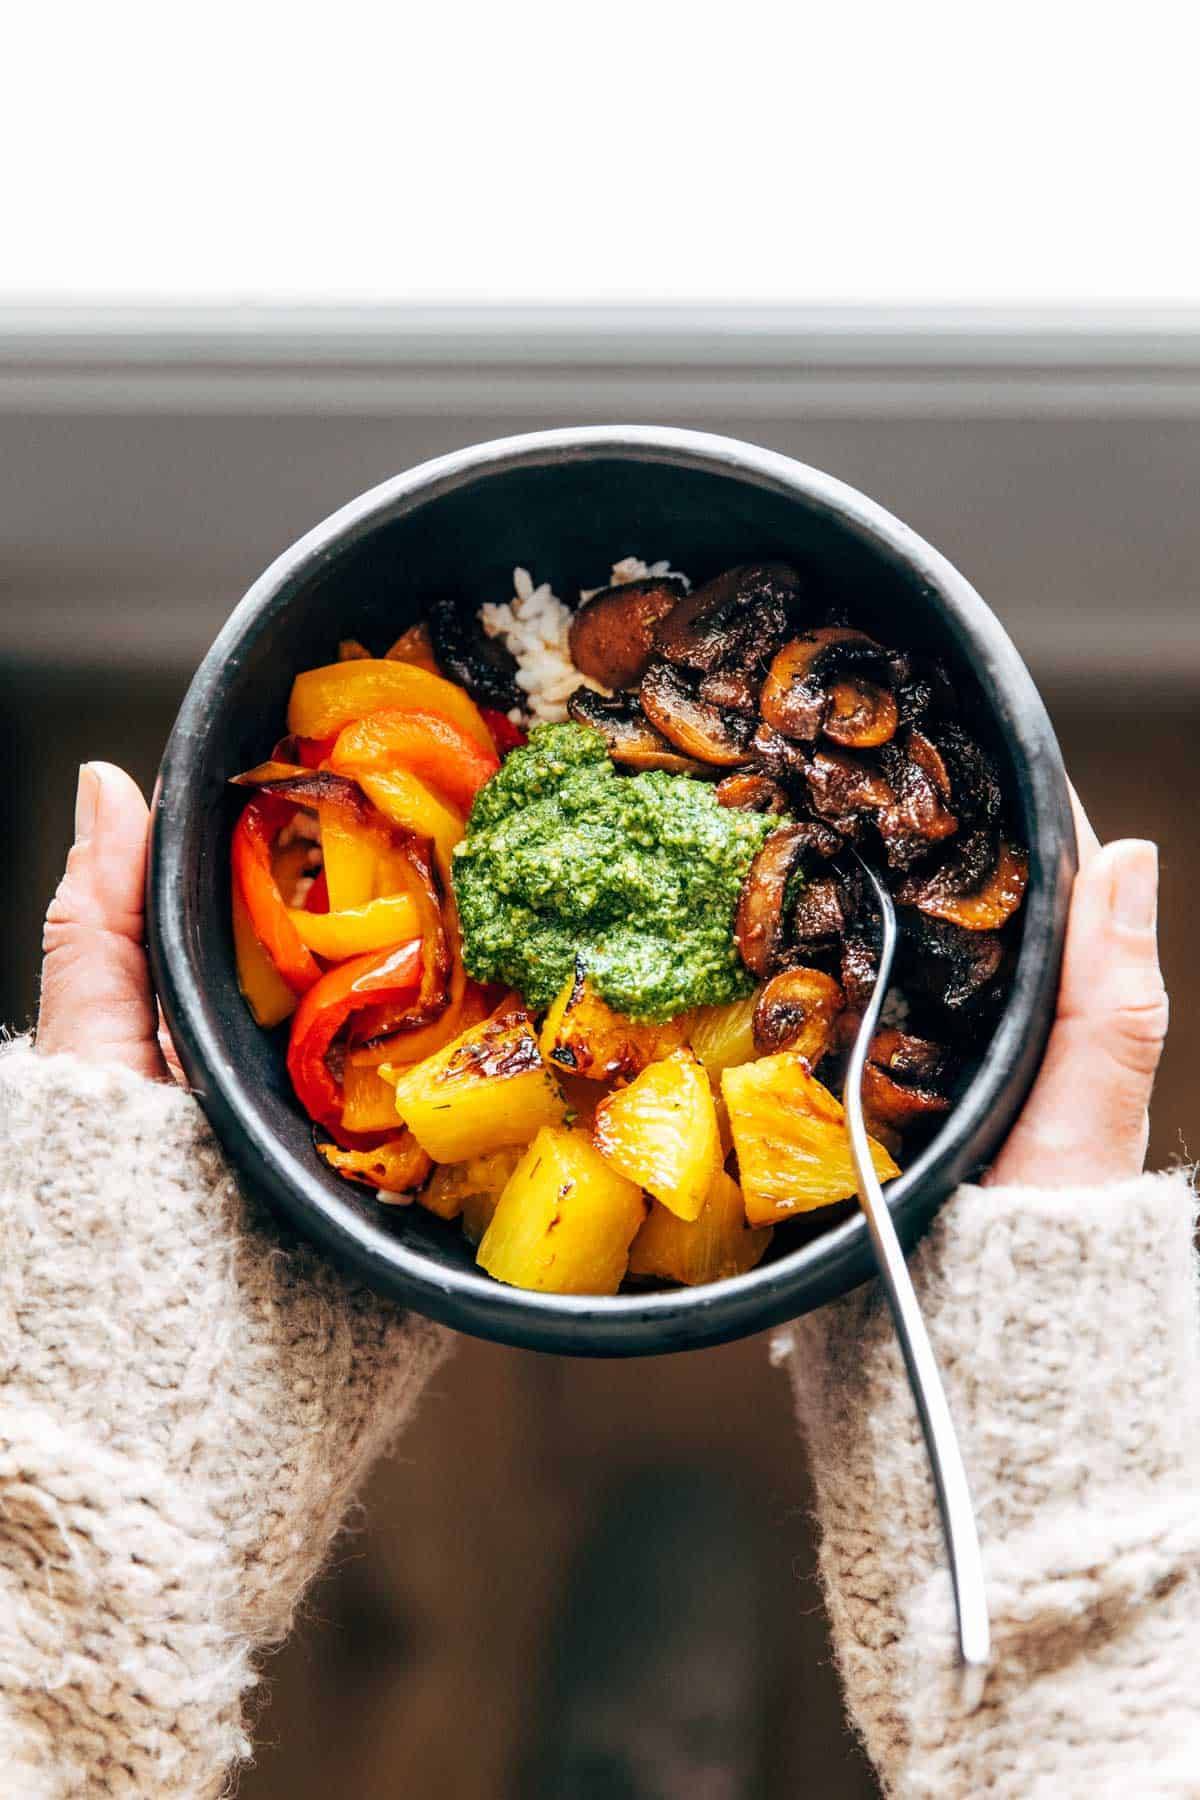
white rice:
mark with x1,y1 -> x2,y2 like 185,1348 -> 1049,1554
479,557 -> 689,725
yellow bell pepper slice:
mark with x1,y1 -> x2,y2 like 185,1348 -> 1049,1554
287,660 -> 493,754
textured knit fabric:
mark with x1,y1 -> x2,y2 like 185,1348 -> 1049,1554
780,1167 -> 1200,1799
0,1038 -> 449,1799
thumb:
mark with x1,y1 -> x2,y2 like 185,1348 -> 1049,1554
37,762 -> 169,1082
987,838 -> 1167,1188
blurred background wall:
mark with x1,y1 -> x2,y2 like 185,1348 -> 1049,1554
1,308 -> 1196,1797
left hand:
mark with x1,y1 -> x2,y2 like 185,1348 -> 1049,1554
37,761 -> 172,1079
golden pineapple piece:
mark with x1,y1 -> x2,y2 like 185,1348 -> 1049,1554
539,967 -> 685,1080
386,1008 -> 565,1162
477,1127 -> 646,1295
683,992 -> 759,1077
593,1047 -> 720,1222
628,1169 -> 773,1287
420,1147 -> 523,1239
722,1052 -> 900,1226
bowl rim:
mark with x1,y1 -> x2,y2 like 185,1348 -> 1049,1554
148,423 -> 1075,1356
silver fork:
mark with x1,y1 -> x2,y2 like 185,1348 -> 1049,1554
841,849 -> 991,1712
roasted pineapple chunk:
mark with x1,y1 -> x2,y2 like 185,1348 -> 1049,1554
593,1047 -> 720,1222
683,993 -> 759,1077
477,1127 -> 646,1294
722,1053 -> 900,1225
420,1147 -> 523,1239
539,966 -> 685,1080
386,1008 -> 565,1161
628,1169 -> 773,1286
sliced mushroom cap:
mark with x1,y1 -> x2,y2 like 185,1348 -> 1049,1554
568,577 -> 685,691
858,1027 -> 956,1131
861,1060 -> 952,1128
824,678 -> 900,749
876,732 -> 960,868
787,873 -> 849,944
734,820 -> 841,976
897,838 -> 1028,931
804,746 -> 894,822
760,628 -> 898,744
749,720 -> 812,787
900,913 -> 1005,1011
752,966 -> 845,1062
929,721 -> 1003,825
566,687 -> 708,775
697,666 -> 761,714
653,562 -> 799,676
714,771 -> 790,814
868,1027 -> 954,1088
427,593 -> 522,711
639,661 -> 755,767
840,931 -> 880,1010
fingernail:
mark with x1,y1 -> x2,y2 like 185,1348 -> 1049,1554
1110,840 -> 1159,931
74,763 -> 100,844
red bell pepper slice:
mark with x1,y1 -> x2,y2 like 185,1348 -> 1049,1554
287,938 -> 423,1134
231,796 -> 323,995
331,707 -> 499,813
304,868 -> 330,914
480,707 -> 528,756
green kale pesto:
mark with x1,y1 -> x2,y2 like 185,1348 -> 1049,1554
451,721 -> 774,1022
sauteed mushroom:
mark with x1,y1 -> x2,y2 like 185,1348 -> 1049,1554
566,687 -> 708,775
654,562 -> 798,676
861,1028 -> 953,1128
900,913 -> 1006,1011
714,771 -> 790,814
760,627 -> 899,745
568,577 -> 685,690
427,593 -> 522,711
734,820 -> 841,976
897,838 -> 1029,931
753,967 -> 845,1061
639,661 -> 755,767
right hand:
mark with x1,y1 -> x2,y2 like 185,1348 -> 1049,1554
987,797 -> 1168,1189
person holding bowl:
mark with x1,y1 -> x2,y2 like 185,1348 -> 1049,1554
0,758 -> 1188,1798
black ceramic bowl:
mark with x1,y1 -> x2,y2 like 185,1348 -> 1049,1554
148,426 -> 1074,1357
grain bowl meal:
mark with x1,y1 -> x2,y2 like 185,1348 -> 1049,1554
228,557 -> 1028,1296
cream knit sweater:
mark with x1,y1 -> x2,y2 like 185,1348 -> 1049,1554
1,1038 -> 1197,1798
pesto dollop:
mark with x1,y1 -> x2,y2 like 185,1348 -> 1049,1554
452,722 -> 774,1022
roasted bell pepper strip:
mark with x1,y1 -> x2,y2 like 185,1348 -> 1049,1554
348,768 -> 465,889
480,707 -> 528,756
286,939 -> 423,1132
384,622 -> 440,671
330,708 -> 499,814
340,1059 -> 408,1133
316,1129 -> 432,1196
286,890 -> 420,959
231,796 -> 323,995
287,660 -> 493,755
231,878 -> 297,1028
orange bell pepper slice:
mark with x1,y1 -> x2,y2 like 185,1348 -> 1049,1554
316,1129 -> 432,1196
231,796 -> 323,996
331,708 -> 499,814
287,660 -> 493,755
287,939 -> 423,1133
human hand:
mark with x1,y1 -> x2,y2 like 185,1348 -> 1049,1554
37,761 -> 172,1079
987,797 -> 1168,1188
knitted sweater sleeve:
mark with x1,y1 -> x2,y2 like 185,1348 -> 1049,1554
0,1038 -> 449,1800
779,1168 -> 1200,1799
